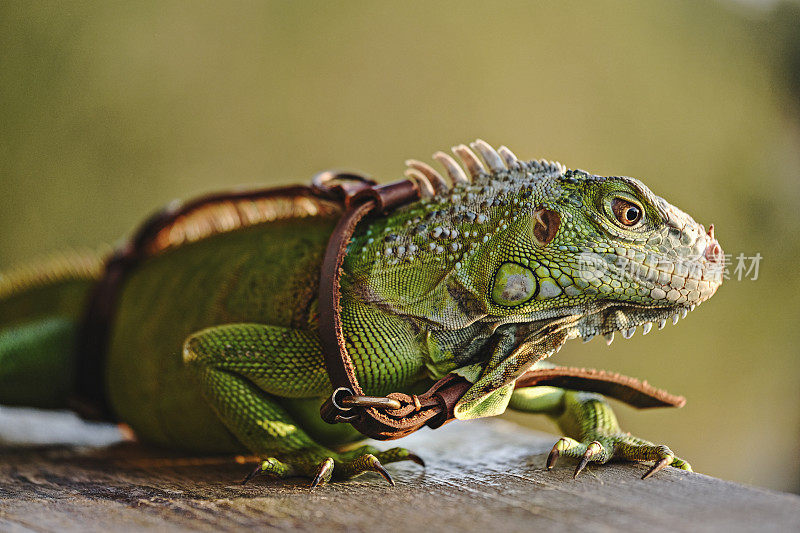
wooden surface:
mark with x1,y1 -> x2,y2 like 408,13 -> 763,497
1,417 -> 799,533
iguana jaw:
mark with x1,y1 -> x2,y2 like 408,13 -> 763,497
574,301 -> 704,343
512,298 -> 712,360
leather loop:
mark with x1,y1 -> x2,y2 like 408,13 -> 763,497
351,179 -> 421,213
311,170 -> 377,207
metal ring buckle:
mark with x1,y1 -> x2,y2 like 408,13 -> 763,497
329,386 -> 359,422
327,386 -> 403,423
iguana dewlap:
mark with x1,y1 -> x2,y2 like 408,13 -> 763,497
0,140 -> 723,487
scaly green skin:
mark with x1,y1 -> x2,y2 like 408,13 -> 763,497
0,140 -> 723,487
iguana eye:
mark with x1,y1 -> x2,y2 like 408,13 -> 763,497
611,198 -> 643,227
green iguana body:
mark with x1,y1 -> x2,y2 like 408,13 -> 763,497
0,140 -> 723,486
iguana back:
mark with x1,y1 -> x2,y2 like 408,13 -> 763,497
0,188 -> 340,448
108,215 -> 337,451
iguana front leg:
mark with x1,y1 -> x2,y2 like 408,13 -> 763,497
509,385 -> 691,479
182,323 -> 422,488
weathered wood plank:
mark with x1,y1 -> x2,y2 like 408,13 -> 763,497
1,418 -> 799,533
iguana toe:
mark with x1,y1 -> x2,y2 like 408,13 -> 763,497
546,436 -> 578,470
340,445 -> 426,471
371,446 -> 426,468
241,457 -> 294,485
341,453 -> 395,486
406,453 -> 425,467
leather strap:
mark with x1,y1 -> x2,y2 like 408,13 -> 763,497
316,178 -> 432,439
317,200 -> 375,397
513,365 -> 685,408
319,364 -> 685,440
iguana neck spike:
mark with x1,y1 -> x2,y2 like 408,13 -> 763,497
405,159 -> 448,195
404,168 -> 436,198
470,139 -> 506,173
497,145 -> 521,169
432,151 -> 470,185
451,144 -> 485,180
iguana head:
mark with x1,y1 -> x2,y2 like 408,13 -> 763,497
347,140 -> 723,415
469,161 -> 725,344
537,168 -> 723,343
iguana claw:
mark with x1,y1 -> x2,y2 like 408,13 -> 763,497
407,453 -> 426,467
546,436 -> 580,470
642,456 -> 672,480
241,464 -> 262,485
241,457 -> 294,485
345,453 -> 395,486
546,446 -> 560,470
367,456 -> 395,486
573,441 -> 602,479
310,457 -> 335,490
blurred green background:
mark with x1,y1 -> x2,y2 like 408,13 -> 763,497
2,1 -> 799,492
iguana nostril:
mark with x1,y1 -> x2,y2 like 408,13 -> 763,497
705,241 -> 722,263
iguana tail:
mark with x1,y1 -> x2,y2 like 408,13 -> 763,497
0,251 -> 104,408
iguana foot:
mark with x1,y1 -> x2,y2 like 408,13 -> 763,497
242,457 -> 295,484
241,445 -> 424,489
313,445 -> 425,489
546,434 -> 692,479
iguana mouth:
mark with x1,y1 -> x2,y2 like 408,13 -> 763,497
519,300 -> 704,356
571,232 -> 724,344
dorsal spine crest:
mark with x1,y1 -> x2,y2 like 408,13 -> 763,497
351,140 -> 570,274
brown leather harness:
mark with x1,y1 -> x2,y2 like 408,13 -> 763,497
76,172 -> 685,437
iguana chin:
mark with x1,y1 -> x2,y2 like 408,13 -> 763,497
0,139 -> 723,488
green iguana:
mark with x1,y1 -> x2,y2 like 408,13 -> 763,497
0,140 -> 723,488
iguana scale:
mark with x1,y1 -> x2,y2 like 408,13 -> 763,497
0,140 -> 723,487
